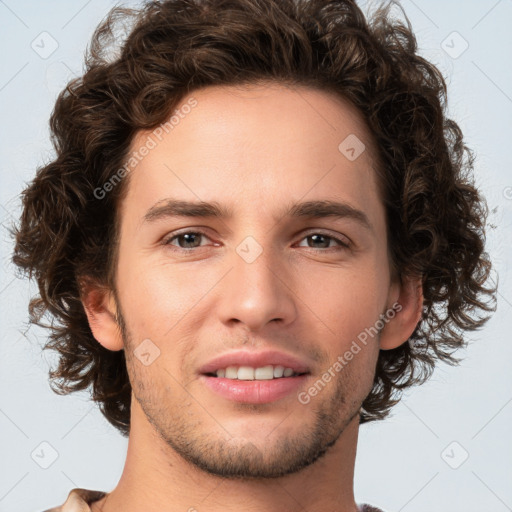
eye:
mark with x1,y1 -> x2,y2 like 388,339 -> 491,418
161,230 -> 350,252
296,232 -> 350,250
162,230 -> 212,250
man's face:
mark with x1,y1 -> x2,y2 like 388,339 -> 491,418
113,82 -> 396,479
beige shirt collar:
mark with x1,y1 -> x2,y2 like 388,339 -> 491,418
44,488 -> 384,512
44,488 -> 107,512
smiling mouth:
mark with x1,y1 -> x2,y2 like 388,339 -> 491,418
203,364 -> 309,381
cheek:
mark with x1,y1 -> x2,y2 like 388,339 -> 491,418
117,244 -> 212,338
296,260 -> 388,339
119,275 -> 169,338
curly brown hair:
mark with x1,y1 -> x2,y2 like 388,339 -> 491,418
12,0 -> 497,437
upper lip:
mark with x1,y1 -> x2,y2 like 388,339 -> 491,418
198,350 -> 312,375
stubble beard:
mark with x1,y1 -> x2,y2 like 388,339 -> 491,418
115,295 -> 367,481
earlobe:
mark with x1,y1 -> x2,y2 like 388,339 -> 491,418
80,279 -> 124,352
379,274 -> 424,351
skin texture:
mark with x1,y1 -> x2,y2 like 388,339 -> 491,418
84,82 -> 423,512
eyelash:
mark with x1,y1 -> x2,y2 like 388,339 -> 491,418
161,229 -> 350,252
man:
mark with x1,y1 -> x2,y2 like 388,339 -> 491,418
12,0 -> 496,511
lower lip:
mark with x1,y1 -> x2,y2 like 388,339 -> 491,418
200,374 -> 309,404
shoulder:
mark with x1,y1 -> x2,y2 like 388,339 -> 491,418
358,504 -> 386,512
42,488 -> 107,512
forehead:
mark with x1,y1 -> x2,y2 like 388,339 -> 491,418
158,81 -> 379,163
122,82 -> 383,222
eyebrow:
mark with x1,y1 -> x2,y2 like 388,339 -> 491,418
143,198 -> 372,231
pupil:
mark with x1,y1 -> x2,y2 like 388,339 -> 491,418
310,234 -> 328,248
181,233 -> 200,248
178,234 -> 330,249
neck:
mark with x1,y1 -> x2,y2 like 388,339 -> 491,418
92,399 -> 360,512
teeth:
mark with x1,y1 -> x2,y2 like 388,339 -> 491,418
214,364 -> 302,380
255,365 -> 274,380
225,366 -> 238,379
237,366 -> 254,380
273,365 -> 284,378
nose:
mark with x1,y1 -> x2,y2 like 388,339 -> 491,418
217,240 -> 297,332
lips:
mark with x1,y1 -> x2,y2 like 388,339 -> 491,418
198,350 -> 312,404
200,373 -> 309,404
198,349 -> 312,376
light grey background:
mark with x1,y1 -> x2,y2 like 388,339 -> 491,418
0,1 -> 511,511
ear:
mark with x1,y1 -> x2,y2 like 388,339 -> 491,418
379,273 -> 424,350
80,279 -> 124,351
